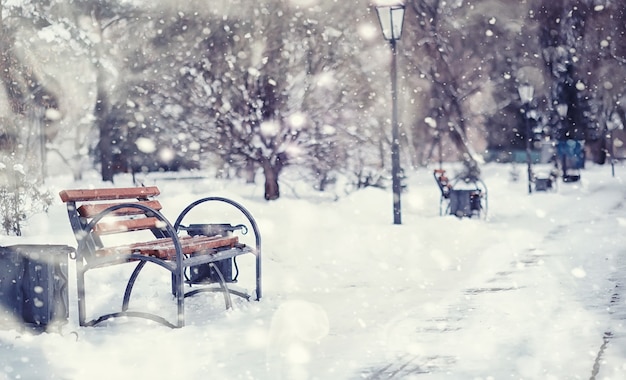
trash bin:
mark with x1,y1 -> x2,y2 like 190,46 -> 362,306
0,244 -> 73,331
534,177 -> 553,191
448,189 -> 482,218
182,224 -> 246,284
557,140 -> 585,182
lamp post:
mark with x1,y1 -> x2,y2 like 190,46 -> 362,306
518,84 -> 534,194
556,103 -> 569,136
606,118 -> 617,177
375,3 -> 405,225
556,103 -> 569,179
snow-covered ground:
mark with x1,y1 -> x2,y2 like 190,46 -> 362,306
1,162 -> 625,379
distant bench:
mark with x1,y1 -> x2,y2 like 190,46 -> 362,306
433,169 -> 487,218
59,186 -> 261,328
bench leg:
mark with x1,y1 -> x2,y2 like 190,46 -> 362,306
256,254 -> 262,300
174,268 -> 185,328
184,263 -> 233,310
122,261 -> 147,312
122,261 -> 186,327
171,272 -> 176,296
80,259 -> 185,328
210,263 -> 232,309
76,261 -> 88,327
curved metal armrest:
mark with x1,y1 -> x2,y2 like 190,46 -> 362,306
172,197 -> 261,255
172,197 -> 262,300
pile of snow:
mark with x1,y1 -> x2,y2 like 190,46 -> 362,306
1,162 -> 625,379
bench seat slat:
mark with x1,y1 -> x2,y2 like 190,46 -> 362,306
78,200 -> 162,217
59,187 -> 160,202
93,217 -> 163,235
95,235 -> 239,260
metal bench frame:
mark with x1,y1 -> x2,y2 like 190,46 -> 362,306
434,169 -> 488,218
59,187 -> 261,328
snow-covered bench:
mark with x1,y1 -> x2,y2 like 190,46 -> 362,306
433,169 -> 487,218
59,186 -> 261,328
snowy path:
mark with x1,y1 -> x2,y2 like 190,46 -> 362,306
356,168 -> 626,379
592,245 -> 626,379
1,164 -> 626,380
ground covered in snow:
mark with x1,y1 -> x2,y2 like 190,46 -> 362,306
1,162 -> 626,379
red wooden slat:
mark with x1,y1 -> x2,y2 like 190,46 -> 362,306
59,187 -> 160,202
77,200 -> 162,217
93,217 -> 163,235
95,235 -> 239,260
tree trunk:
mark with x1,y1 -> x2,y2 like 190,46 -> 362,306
95,69 -> 114,182
587,137 -> 607,165
448,98 -> 481,179
97,104 -> 114,182
244,160 -> 256,184
262,159 -> 281,201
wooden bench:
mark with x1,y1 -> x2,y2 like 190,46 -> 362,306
59,186 -> 261,328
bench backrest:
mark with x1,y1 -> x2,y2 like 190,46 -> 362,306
59,187 -> 167,258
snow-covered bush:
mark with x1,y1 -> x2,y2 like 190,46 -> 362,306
0,156 -> 53,236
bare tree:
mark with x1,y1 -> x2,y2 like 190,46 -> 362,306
0,0 -> 62,179
159,0 -> 379,200
404,0 -> 489,177
533,0 -> 626,163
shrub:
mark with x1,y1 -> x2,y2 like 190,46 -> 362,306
0,157 -> 53,236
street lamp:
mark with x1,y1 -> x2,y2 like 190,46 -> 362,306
606,115 -> 618,178
556,103 -> 568,124
375,3 -> 405,225
518,84 -> 534,194
555,103 -> 569,179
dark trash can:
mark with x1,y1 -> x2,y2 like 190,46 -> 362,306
557,140 -> 585,182
557,140 -> 585,170
448,189 -> 482,218
534,177 -> 553,192
0,244 -> 73,331
182,224 -> 246,284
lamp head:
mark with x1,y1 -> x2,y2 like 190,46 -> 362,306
556,103 -> 568,118
375,4 -> 406,41
517,84 -> 534,104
